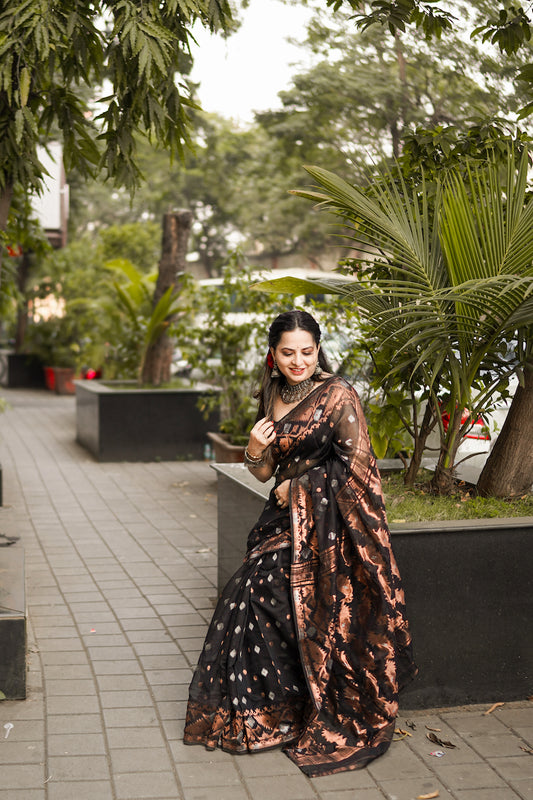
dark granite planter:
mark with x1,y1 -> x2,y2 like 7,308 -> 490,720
0,547 -> 26,699
0,350 -> 45,389
212,463 -> 533,710
75,379 -> 220,462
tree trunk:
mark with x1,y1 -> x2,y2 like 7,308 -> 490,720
404,400 -> 437,485
430,408 -> 463,494
0,183 -> 14,288
476,362 -> 533,497
140,210 -> 193,386
14,250 -> 32,351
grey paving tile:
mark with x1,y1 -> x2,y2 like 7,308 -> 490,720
0,791 -> 45,800
454,790 -> 522,799
41,651 -> 89,665
103,706 -> 159,728
86,646 -> 137,660
0,740 -> 45,763
158,700 -> 187,720
106,726 -> 167,749
45,679 -> 97,696
178,760 -> 242,787
0,764 -> 45,789
161,717 -> 186,739
42,664 -> 93,679
47,781 -> 113,800
243,774 -> 318,800
432,762 -> 508,790
46,754 -> 111,780
512,779 -> 533,799
469,733 -> 529,758
492,755 -> 533,781
169,623 -> 207,641
126,628 -> 174,644
139,654 -> 189,670
498,707 -> 533,729
47,733 -> 106,756
110,747 -> 174,773
37,638 -> 84,652
182,788 -> 250,800
46,694 -> 100,715
302,765 -> 377,790
367,741 -> 434,781
445,710 -> 510,736
121,617 -> 171,631
145,668 -> 191,685
92,659 -> 143,675
318,792 -> 383,800
114,770 -> 179,798
378,778 -> 455,799
133,641 -> 181,656
99,690 -> 154,708
0,718 -> 43,741
169,740 -> 233,764
47,714 -> 103,735
516,727 -> 533,745
151,683 -> 189,702
96,674 -> 149,691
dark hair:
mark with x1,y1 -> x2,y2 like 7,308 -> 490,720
255,310 -> 332,419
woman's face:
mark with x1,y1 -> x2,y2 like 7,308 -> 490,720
272,329 -> 319,386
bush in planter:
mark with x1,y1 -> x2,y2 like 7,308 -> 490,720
181,255 -> 288,447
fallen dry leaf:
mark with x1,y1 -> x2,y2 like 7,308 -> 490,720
425,725 -> 442,732
427,731 -> 456,749
417,792 -> 440,800
405,719 -> 417,730
393,728 -> 410,741
520,746 -> 533,755
484,702 -> 505,715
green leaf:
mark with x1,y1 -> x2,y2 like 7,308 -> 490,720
19,66 -> 30,106
251,275 -> 351,297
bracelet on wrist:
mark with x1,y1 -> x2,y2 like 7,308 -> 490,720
244,447 -> 265,466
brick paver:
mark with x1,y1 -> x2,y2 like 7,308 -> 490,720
0,388 -> 531,800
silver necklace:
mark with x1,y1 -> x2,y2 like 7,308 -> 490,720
280,377 -> 314,404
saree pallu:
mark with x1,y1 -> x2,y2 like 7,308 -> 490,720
184,376 -> 417,776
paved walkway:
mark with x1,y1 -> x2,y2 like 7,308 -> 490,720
0,388 -> 531,800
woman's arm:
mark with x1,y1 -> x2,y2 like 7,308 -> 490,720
245,417 -> 277,482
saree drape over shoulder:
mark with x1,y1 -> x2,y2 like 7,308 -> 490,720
184,376 -> 417,777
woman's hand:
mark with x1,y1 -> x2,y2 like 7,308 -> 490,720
248,417 -> 276,458
274,478 -> 291,509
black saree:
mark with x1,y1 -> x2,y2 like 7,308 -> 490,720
184,375 -> 417,776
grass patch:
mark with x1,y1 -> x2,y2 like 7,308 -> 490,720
102,378 -> 194,390
382,470 -> 533,523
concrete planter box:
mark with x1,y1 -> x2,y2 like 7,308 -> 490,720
0,547 -> 26,700
207,431 -> 246,463
212,463 -> 533,710
75,379 -> 220,462
0,350 -> 45,389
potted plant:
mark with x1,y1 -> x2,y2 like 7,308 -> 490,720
23,314 -> 81,394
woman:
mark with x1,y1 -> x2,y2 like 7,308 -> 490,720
184,310 -> 417,777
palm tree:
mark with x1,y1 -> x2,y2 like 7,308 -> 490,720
256,148 -> 533,494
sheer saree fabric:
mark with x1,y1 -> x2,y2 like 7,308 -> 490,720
184,376 -> 416,776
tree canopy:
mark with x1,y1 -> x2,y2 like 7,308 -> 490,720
0,0 -> 233,234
